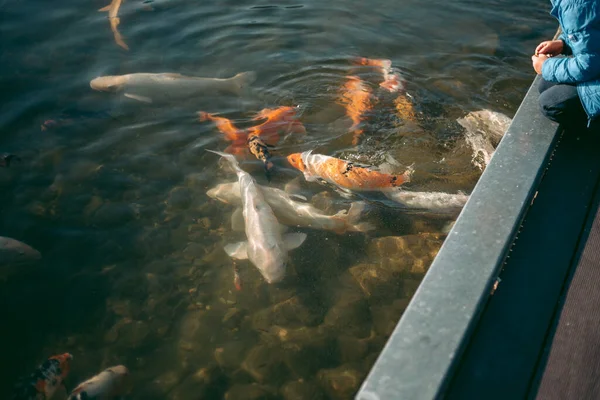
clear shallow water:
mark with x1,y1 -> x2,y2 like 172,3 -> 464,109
1,0 -> 555,398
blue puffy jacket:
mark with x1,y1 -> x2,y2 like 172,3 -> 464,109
542,0 -> 600,122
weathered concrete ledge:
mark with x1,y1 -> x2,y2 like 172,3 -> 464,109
356,75 -> 561,400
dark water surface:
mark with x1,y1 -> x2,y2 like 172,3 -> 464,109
1,0 -> 555,398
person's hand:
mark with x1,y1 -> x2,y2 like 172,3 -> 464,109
535,40 -> 564,56
532,54 -> 549,74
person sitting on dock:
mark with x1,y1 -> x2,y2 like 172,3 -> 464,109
532,0 -> 600,129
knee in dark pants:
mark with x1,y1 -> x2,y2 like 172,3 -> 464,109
539,92 -> 564,123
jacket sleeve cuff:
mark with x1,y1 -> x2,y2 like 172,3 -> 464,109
560,39 -> 573,56
541,58 -> 557,81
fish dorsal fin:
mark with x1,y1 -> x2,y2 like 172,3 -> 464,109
231,208 -> 245,232
283,232 -> 307,251
224,241 -> 248,260
98,4 -> 111,12
157,73 -> 184,79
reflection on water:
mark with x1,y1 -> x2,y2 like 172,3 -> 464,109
1,0 -> 555,398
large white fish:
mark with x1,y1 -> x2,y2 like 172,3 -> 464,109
207,150 -> 306,284
67,365 -> 129,400
207,181 -> 374,234
89,71 -> 257,103
457,109 -> 512,170
383,190 -> 469,215
0,237 -> 41,280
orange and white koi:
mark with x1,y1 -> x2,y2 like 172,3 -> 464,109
99,0 -> 129,50
287,151 -> 412,193
337,76 -> 372,145
353,57 -> 405,93
11,353 -> 72,400
67,365 -> 129,400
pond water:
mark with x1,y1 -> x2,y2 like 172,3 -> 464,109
0,0 -> 556,398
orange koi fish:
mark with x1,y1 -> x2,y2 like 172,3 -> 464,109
248,106 -> 305,145
287,151 -> 412,193
99,0 -> 129,50
198,112 -> 247,154
394,94 -> 417,123
337,76 -> 372,145
11,353 -> 73,400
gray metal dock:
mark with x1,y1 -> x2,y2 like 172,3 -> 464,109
356,74 -> 600,399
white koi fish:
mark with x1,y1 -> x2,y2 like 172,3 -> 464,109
457,109 -> 512,170
90,71 -> 257,104
207,150 -> 306,284
207,181 -> 374,234
384,190 -> 469,215
67,365 -> 129,400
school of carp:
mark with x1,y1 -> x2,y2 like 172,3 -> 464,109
0,1 -> 516,398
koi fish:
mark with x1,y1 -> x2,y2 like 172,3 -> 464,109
207,181 -> 375,234
394,94 -> 417,123
337,76 -> 372,145
384,190 -> 469,215
99,0 -> 129,50
0,237 -> 41,280
286,151 -> 412,193
248,106 -> 306,145
233,263 -> 243,291
11,353 -> 72,400
0,153 -> 20,167
198,112 -> 247,148
247,134 -> 275,179
207,150 -> 306,284
67,365 -> 129,400
90,71 -> 256,104
353,57 -> 406,93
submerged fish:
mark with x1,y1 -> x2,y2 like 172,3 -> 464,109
337,76 -> 372,145
384,190 -> 469,215
67,365 -> 129,400
198,112 -> 247,152
247,134 -> 275,179
207,181 -> 374,234
287,151 -> 412,194
0,153 -> 20,167
353,57 -> 404,93
0,237 -> 41,280
248,106 -> 306,145
11,353 -> 72,400
457,109 -> 512,170
208,150 -> 306,284
99,0 -> 129,50
90,71 -> 257,103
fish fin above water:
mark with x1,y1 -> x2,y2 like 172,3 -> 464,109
98,4 -> 111,11
229,71 -> 257,95
224,241 -> 248,260
231,208 -> 245,232
283,232 -> 307,251
124,93 -> 153,103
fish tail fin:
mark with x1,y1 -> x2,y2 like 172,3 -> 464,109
343,201 -> 375,232
206,149 -> 242,173
230,71 -> 257,95
198,111 -> 213,122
